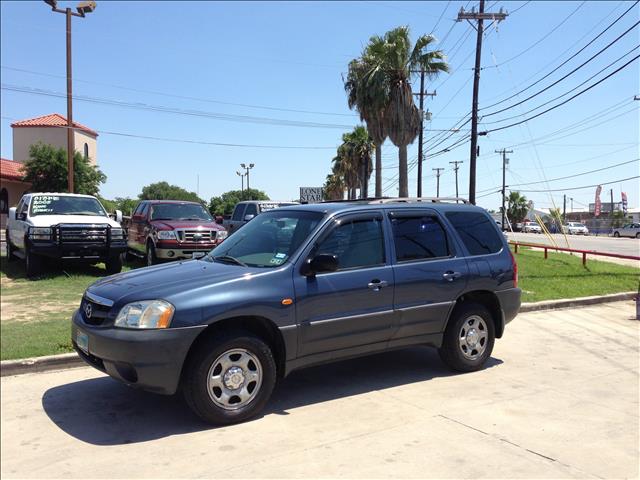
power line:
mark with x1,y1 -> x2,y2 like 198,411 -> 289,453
514,175 -> 640,193
480,55 -> 640,134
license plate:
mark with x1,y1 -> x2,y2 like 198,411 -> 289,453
192,252 -> 206,259
76,331 -> 89,354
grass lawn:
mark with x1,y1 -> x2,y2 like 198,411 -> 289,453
1,248 -> 638,360
514,247 -> 639,302
0,254 -> 135,360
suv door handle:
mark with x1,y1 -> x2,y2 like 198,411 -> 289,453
367,279 -> 388,291
442,271 -> 462,282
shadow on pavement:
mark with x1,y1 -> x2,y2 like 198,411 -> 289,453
42,347 -> 502,446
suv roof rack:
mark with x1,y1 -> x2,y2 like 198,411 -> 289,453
368,197 -> 469,204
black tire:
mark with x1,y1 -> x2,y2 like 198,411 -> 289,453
5,230 -> 16,262
614,231 -> 620,238
182,333 -> 277,425
636,233 -> 639,239
439,302 -> 495,373
105,254 -> 123,274
146,241 -> 157,267
25,246 -> 43,278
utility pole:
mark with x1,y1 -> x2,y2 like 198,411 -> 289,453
432,168 -> 444,197
495,149 -> 512,231
610,188 -> 614,217
44,0 -> 96,193
458,2 -> 507,204
414,69 -> 436,197
570,197 -> 573,212
449,160 -> 463,198
563,194 -> 566,222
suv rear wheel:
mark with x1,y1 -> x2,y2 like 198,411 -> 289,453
183,333 -> 276,425
439,302 -> 495,372
146,242 -> 157,267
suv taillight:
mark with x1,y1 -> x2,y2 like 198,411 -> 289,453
510,250 -> 518,288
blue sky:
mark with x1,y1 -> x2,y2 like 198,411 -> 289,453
1,0 -> 638,212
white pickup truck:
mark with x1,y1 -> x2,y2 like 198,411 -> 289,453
6,193 -> 127,277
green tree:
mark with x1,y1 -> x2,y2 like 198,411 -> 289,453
351,27 -> 449,197
98,196 -> 138,215
22,142 -> 106,195
330,126 -> 374,200
323,173 -> 345,201
208,188 -> 269,216
506,191 -> 529,224
139,181 -> 203,203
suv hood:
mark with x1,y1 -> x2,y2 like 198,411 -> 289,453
30,214 -> 121,228
87,259 -> 271,306
151,220 -> 224,230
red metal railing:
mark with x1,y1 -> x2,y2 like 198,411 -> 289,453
509,241 -> 640,266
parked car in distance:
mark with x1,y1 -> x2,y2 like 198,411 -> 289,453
223,200 -> 298,234
522,222 -> 542,234
127,200 -> 227,266
562,222 -> 589,235
612,223 -> 640,238
6,193 -> 126,277
73,198 -> 520,425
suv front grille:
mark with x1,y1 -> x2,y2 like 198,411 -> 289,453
58,224 -> 109,244
177,229 -> 216,243
80,297 -> 111,326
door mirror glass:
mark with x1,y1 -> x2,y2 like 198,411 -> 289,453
244,214 -> 255,222
215,215 -> 224,225
303,253 -> 338,276
17,212 -> 27,221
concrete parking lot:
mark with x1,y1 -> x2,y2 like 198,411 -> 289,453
1,301 -> 638,479
508,232 -> 640,257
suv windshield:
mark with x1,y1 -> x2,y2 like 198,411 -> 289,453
207,210 -> 324,267
30,195 -> 106,217
150,203 -> 212,221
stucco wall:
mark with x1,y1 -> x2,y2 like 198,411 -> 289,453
12,127 -> 97,165
0,178 -> 31,229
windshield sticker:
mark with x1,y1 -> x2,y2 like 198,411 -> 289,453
30,196 -> 60,215
275,253 -> 287,259
269,257 -> 285,265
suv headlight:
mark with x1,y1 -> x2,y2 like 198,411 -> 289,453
217,230 -> 228,240
28,227 -> 52,240
111,228 -> 125,240
114,300 -> 175,329
156,230 -> 176,240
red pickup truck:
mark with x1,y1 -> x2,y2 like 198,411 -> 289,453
127,200 -> 227,266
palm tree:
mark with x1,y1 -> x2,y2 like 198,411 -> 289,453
345,58 -> 387,197
330,126 -> 375,200
323,173 -> 345,201
506,191 -> 529,224
352,27 -> 449,197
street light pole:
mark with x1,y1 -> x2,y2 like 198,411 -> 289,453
240,163 -> 255,192
236,171 -> 246,193
44,0 -> 96,193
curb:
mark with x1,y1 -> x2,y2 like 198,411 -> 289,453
519,291 -> 636,312
1,292 -> 637,378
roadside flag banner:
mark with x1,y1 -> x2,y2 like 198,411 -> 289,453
621,192 -> 628,215
594,185 -> 602,217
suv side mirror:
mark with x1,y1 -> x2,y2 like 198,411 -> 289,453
114,210 -> 123,223
244,214 -> 255,222
301,253 -> 339,276
17,212 -> 27,221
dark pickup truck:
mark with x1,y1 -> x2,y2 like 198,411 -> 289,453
127,200 -> 227,266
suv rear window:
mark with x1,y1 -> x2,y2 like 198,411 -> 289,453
446,211 -> 504,256
390,215 -> 449,261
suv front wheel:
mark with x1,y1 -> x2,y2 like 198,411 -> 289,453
439,302 -> 495,372
182,333 -> 277,425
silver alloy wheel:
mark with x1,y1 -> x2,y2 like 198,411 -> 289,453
458,315 -> 488,360
207,348 -> 263,411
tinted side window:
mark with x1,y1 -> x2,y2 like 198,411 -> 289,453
446,211 -> 504,255
139,203 -> 149,218
316,217 -> 385,270
232,204 -> 246,221
18,197 -> 29,215
132,202 -> 144,216
245,203 -> 258,216
391,215 -> 449,261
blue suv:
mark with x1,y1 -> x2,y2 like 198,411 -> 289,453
72,199 -> 520,425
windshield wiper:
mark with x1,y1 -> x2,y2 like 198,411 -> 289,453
180,217 -> 207,221
212,255 -> 248,267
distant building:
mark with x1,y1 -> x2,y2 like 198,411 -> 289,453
0,158 -> 31,229
11,113 -> 98,166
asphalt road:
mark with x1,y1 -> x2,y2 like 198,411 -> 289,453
507,232 -> 640,257
2,301 -> 638,479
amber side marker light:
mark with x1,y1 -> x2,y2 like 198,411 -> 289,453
281,298 -> 294,306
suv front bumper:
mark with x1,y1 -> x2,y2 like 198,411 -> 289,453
71,310 -> 206,395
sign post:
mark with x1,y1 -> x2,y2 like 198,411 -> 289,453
299,187 -> 324,204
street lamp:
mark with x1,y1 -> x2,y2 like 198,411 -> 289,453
43,0 -> 96,193
240,163 -> 255,191
236,171 -> 246,193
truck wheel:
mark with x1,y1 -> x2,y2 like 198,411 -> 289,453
439,302 -> 495,373
105,254 -> 123,274
614,231 -> 620,238
25,247 -> 43,278
5,230 -> 16,262
183,333 -> 277,425
146,242 -> 158,266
